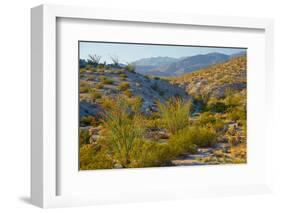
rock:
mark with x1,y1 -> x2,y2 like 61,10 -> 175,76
135,82 -> 141,87
114,163 -> 123,169
89,126 -> 102,135
90,134 -> 101,143
157,131 -> 170,139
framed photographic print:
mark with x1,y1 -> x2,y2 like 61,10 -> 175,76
31,4 -> 274,208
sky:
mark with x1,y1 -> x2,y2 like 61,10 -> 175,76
79,41 -> 246,64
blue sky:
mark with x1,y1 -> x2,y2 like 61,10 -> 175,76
80,41 -> 246,64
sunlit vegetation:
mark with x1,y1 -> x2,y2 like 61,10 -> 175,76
118,82 -> 130,91
101,77 -> 114,85
79,54 -> 247,169
157,98 -> 190,134
123,90 -> 133,97
124,63 -> 136,73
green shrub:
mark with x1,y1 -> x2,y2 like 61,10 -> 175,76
79,129 -> 90,147
157,98 -> 191,134
196,112 -> 216,126
118,82 -> 130,91
207,101 -> 228,113
188,126 -> 217,147
102,97 -> 144,167
124,63 -> 135,73
168,126 -> 216,154
80,69 -> 86,73
129,140 -> 172,168
124,90 -> 133,97
80,115 -> 94,126
80,86 -> 90,93
212,119 -> 226,132
102,78 -> 114,85
80,144 -> 114,170
168,127 -> 197,156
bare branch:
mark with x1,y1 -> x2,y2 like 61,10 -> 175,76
110,55 -> 120,67
88,54 -> 102,66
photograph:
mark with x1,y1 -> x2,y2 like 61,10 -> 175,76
79,41 -> 247,170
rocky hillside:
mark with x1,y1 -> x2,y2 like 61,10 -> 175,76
169,56 -> 247,99
79,67 -> 189,119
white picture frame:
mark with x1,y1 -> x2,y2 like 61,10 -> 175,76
31,4 -> 274,208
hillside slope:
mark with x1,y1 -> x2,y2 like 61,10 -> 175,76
79,68 -> 189,119
170,56 -> 247,99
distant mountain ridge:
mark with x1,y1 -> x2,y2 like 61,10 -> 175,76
133,51 -> 246,77
133,56 -> 178,67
